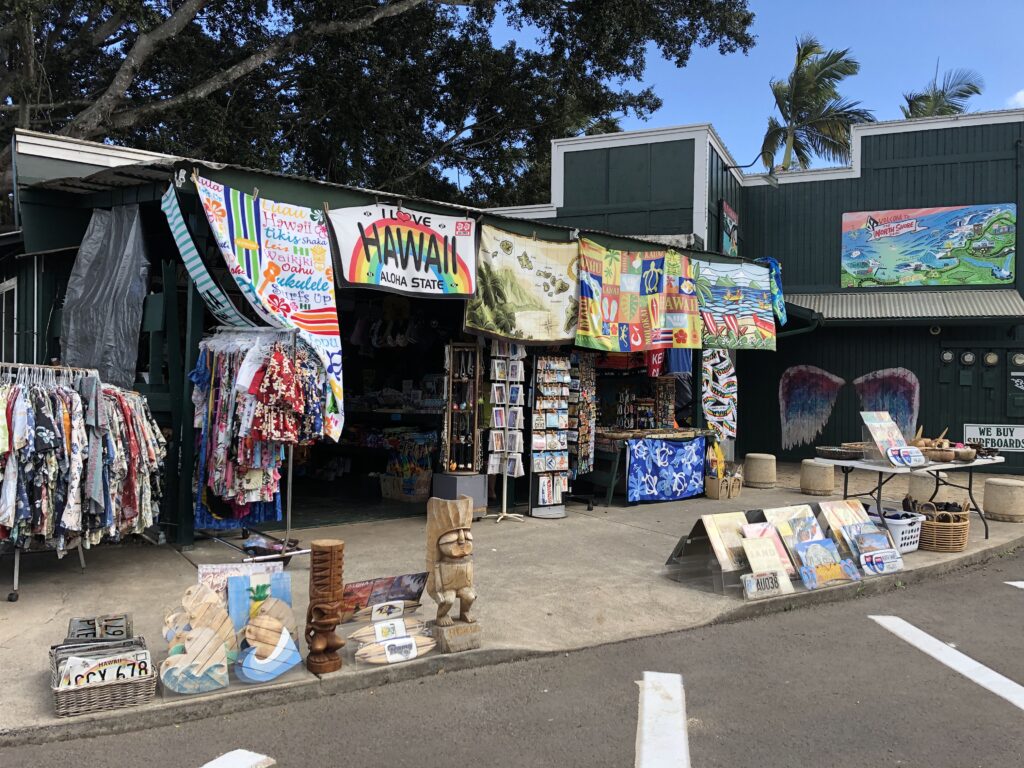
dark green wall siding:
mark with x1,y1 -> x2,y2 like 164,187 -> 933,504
707,145 -> 743,256
737,325 -> 1024,473
742,122 -> 1024,292
554,139 -> 694,235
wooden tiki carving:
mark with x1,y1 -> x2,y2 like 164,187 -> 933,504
305,538 -> 345,674
426,495 -> 476,627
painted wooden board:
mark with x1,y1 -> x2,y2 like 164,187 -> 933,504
160,627 -> 230,694
182,584 -> 222,613
347,618 -> 427,645
244,615 -> 286,660
236,630 -> 301,684
256,598 -> 298,643
189,600 -> 239,659
354,635 -> 436,665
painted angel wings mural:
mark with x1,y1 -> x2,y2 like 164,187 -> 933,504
779,366 -> 920,449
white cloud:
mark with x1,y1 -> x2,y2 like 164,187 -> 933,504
1007,90 -> 1024,108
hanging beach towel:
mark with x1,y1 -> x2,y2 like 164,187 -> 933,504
701,349 -> 737,440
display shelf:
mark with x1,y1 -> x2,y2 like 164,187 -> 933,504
442,343 -> 481,474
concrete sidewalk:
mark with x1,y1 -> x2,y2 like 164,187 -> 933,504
2,463 -> 1021,745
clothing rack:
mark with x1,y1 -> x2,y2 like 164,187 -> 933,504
0,361 -> 101,601
195,327 -> 311,564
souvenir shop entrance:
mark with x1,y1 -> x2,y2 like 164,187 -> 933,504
283,292 -> 475,526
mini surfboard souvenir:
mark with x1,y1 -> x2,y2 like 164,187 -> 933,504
350,601 -> 421,622
347,618 -> 427,645
354,635 -> 436,665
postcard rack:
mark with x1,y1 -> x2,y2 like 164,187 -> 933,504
0,362 -> 101,602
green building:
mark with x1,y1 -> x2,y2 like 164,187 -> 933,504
493,111 -> 1024,472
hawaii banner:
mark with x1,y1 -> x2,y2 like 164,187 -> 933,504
465,225 -> 579,342
841,204 -> 1016,288
692,259 -> 776,351
575,238 -> 702,352
194,175 -> 344,440
161,185 -> 256,328
326,204 -> 476,298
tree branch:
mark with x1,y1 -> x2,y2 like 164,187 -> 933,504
91,13 -> 125,46
382,114 -> 506,187
61,0 -> 210,138
107,0 -> 432,130
0,99 -> 94,113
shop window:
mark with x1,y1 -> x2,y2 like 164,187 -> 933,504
0,278 -> 15,362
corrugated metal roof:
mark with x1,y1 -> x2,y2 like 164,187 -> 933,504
787,290 -> 1024,322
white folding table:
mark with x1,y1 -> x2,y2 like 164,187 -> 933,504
817,456 -> 1005,539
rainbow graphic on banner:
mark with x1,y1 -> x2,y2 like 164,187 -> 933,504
195,175 -> 344,440
327,205 -> 476,297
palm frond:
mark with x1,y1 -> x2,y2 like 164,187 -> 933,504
760,115 -> 786,170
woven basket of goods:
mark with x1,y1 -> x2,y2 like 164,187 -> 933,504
922,448 -> 956,463
816,446 -> 863,460
917,501 -> 971,553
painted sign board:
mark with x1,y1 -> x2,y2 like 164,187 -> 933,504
841,204 -> 1016,288
963,424 -> 1024,452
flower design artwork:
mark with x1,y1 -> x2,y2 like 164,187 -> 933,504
626,436 -> 705,503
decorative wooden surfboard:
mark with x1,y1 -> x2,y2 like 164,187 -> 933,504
236,630 -> 302,684
347,618 -> 427,645
354,635 -> 436,665
160,626 -> 230,694
350,601 -> 421,623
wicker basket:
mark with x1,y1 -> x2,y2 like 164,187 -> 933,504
918,505 -> 971,553
922,448 -> 956,463
50,637 -> 157,717
816,445 -> 863,460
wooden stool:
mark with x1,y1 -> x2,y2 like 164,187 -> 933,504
984,478 -> 1024,522
909,469 -> 948,504
744,453 -> 776,489
800,459 -> 834,496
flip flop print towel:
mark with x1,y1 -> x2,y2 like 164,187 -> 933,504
702,349 -> 737,440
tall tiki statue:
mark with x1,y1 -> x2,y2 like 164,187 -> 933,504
426,496 -> 476,626
305,538 -> 345,673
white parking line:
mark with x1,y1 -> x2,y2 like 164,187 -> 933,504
1005,582 -> 1024,589
870,615 -> 1024,712
634,671 -> 690,768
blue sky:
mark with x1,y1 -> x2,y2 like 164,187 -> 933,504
612,0 -> 1024,169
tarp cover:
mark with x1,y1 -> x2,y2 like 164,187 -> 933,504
61,205 -> 149,388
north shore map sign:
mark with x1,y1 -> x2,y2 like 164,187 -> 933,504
841,204 -> 1016,288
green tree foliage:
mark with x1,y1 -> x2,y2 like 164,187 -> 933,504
900,67 -> 983,118
759,34 -> 873,171
0,1 -> 755,205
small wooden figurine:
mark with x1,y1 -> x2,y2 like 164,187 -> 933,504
426,496 -> 480,652
305,539 -> 345,674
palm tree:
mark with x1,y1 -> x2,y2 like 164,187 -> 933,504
900,66 -> 983,118
760,35 -> 875,171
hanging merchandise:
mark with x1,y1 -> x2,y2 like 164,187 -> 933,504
754,256 -> 788,327
692,259 -> 776,350
626,436 -> 706,503
0,365 -> 166,554
190,330 -> 326,530
568,351 -> 597,477
61,205 -> 150,389
194,175 -> 344,440
326,203 -> 476,298
160,185 -> 256,328
575,238 -> 702,352
701,350 -> 738,440
465,225 -> 579,342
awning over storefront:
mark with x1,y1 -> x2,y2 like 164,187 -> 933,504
786,289 -> 1024,324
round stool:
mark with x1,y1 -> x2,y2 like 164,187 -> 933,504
744,453 -> 776,489
908,470 -> 948,504
800,459 -> 834,496
984,478 -> 1024,523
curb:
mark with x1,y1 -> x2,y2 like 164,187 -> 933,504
4,531 -> 1022,748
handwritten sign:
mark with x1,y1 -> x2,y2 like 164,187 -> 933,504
327,204 -> 476,297
195,175 -> 344,440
